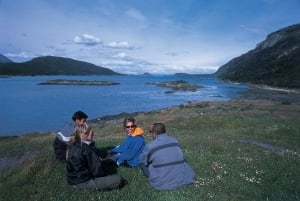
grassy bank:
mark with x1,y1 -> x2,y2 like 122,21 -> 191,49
1,99 -> 300,201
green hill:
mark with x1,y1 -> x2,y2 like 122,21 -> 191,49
214,24 -> 300,88
0,56 -> 122,75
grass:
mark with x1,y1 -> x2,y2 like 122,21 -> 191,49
0,99 -> 300,201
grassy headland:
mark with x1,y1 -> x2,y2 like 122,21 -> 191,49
1,89 -> 300,201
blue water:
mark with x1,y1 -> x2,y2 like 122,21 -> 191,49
0,75 -> 247,136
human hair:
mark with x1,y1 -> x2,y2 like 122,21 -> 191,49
72,111 -> 88,122
66,123 -> 92,159
76,124 -> 93,141
151,123 -> 166,135
123,117 -> 136,128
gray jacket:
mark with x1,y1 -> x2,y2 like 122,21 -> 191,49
140,133 -> 195,190
56,120 -> 77,143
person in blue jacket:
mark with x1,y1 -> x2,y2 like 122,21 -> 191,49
140,122 -> 195,190
109,117 -> 145,167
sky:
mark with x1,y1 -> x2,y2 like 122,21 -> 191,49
0,0 -> 300,74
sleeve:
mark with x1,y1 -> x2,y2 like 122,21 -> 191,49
116,137 -> 144,165
111,143 -> 126,154
60,121 -> 77,137
139,145 -> 149,166
139,144 -> 150,177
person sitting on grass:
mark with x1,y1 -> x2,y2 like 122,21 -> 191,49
109,117 -> 145,167
139,122 -> 195,190
66,124 -> 125,190
53,110 -> 88,161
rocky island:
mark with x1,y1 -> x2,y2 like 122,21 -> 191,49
38,79 -> 120,86
147,80 -> 201,93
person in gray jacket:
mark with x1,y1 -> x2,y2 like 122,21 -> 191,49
139,122 -> 195,190
53,111 -> 88,161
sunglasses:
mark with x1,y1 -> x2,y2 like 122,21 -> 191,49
125,125 -> 136,128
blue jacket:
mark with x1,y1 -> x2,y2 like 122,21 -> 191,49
140,133 -> 195,190
111,127 -> 145,167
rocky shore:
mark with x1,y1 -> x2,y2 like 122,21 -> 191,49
146,80 -> 201,93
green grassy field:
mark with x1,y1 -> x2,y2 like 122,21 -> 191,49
0,99 -> 299,201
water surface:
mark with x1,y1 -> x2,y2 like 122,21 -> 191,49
0,75 -> 247,136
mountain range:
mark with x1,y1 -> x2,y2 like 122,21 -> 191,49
1,23 -> 300,88
0,55 -> 122,75
215,23 -> 300,88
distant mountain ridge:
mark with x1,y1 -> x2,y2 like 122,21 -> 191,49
215,24 -> 300,88
0,54 -> 12,63
0,56 -> 122,75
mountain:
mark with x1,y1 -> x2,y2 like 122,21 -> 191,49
214,24 -> 300,88
0,56 -> 122,75
0,54 -> 12,63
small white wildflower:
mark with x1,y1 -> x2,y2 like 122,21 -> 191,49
207,193 -> 214,198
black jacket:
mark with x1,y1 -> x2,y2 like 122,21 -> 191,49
66,140 -> 106,185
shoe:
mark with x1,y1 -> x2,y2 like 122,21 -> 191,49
118,178 -> 128,189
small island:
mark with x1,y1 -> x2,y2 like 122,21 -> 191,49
147,80 -> 201,93
38,79 -> 120,86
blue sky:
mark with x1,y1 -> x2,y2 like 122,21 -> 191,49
1,0 -> 299,74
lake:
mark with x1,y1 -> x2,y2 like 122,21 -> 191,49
0,75 -> 248,136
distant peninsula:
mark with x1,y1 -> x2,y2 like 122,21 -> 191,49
38,79 -> 120,86
0,56 -> 123,76
147,80 -> 201,93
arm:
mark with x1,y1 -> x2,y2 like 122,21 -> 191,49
116,136 -> 144,165
83,144 -> 106,177
111,135 -> 129,154
139,145 -> 150,177
111,143 -> 126,154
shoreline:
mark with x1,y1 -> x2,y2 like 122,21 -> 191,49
1,95 -> 299,171
1,84 -> 300,137
89,84 -> 300,124
247,83 -> 300,93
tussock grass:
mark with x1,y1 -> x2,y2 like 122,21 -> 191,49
1,100 -> 300,201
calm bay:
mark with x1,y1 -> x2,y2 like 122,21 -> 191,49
0,75 -> 247,136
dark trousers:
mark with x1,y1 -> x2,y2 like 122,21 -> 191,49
75,174 -> 122,190
53,137 -> 67,161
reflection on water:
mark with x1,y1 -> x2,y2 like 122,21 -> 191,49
0,75 -> 247,136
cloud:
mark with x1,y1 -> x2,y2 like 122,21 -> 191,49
73,34 -> 102,46
112,52 -> 127,58
107,41 -> 135,49
125,8 -> 146,21
165,52 -> 179,57
5,52 -> 37,59
98,52 -> 218,75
